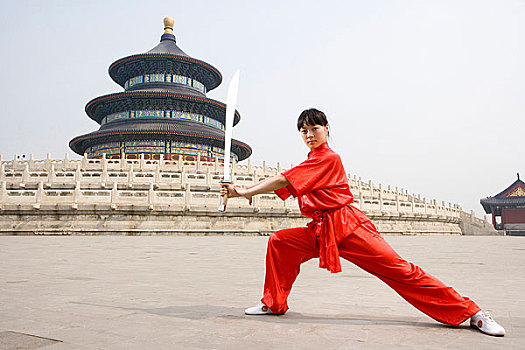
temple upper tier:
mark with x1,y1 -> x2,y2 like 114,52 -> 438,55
70,17 -> 252,162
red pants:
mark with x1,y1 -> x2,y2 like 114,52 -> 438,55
261,222 -> 481,326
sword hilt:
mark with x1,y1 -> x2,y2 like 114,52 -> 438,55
218,180 -> 232,212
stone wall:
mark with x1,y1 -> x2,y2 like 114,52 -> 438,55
459,211 -> 498,236
0,153 -> 494,236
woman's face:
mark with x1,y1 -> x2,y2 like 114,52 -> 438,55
300,123 -> 329,150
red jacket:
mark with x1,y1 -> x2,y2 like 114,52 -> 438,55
275,142 -> 372,273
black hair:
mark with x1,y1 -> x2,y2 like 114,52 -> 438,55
297,108 -> 329,135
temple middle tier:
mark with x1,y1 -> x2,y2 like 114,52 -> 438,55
84,91 -> 241,129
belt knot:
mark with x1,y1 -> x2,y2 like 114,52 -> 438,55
308,207 -> 345,274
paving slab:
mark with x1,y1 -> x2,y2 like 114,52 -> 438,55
0,235 -> 523,349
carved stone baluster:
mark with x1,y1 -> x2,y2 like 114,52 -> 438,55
72,181 -> 80,210
75,163 -> 81,182
148,183 -> 155,210
196,154 -> 201,172
64,153 -> 70,168
128,164 -> 134,187
45,153 -> 52,171
73,181 -> 81,204
111,181 -> 118,209
378,184 -> 383,212
155,163 -> 161,184
35,182 -> 44,207
101,154 -> 109,185
22,164 -> 30,183
184,183 -> 191,211
28,154 -> 35,169
49,164 -> 56,184
0,181 -> 7,204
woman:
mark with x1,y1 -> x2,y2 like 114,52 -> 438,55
221,108 -> 505,336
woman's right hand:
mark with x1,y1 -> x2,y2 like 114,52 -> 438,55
220,183 -> 253,205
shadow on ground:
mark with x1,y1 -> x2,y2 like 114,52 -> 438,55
70,301 -> 470,331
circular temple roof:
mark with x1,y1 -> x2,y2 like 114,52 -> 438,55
69,118 -> 252,161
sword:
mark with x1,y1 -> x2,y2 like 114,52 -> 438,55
219,70 -> 240,212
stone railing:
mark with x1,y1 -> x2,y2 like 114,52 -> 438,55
459,210 -> 497,235
0,153 -> 462,219
0,181 -> 299,212
2,153 -> 498,236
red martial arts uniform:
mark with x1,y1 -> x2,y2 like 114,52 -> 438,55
261,142 -> 480,325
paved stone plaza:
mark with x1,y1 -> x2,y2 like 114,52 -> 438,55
0,235 -> 523,349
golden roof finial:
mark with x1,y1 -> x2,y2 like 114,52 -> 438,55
164,17 -> 174,34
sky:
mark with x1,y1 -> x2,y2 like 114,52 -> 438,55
0,0 -> 523,217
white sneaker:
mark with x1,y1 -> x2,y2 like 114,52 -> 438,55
244,301 -> 273,315
470,311 -> 506,336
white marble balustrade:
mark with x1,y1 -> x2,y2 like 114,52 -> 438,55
0,153 -> 465,220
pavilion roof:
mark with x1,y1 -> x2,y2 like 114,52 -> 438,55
480,174 -> 525,213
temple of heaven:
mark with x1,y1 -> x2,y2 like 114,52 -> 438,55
69,17 -> 252,162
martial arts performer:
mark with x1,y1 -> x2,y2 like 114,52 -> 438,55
221,108 -> 505,337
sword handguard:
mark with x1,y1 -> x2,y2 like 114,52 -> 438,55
218,180 -> 232,212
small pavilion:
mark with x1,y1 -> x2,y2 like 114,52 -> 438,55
481,173 -> 525,235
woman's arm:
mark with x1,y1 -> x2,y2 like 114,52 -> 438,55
242,174 -> 290,197
220,174 -> 290,203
